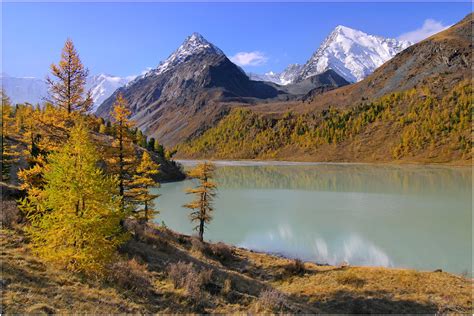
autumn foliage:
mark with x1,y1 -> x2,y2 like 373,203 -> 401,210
183,162 -> 217,241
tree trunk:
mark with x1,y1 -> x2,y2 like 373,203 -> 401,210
199,218 -> 204,241
144,200 -> 148,222
118,120 -> 124,211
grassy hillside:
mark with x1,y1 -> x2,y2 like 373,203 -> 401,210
2,224 -> 472,314
177,81 -> 471,164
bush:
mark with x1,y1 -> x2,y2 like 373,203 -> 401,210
191,236 -> 206,253
107,258 -> 153,296
258,288 -> 288,312
285,258 -> 306,275
222,278 -> 232,295
208,242 -> 234,262
166,261 -> 213,309
167,261 -> 195,288
336,270 -> 365,288
191,237 -> 235,262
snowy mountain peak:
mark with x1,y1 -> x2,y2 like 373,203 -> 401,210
87,74 -> 135,112
249,63 -> 303,85
153,33 -> 224,76
297,25 -> 412,82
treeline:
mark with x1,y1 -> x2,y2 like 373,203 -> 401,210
178,81 -> 472,162
1,39 -> 217,275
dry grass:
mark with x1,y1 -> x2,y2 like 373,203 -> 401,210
1,224 -> 472,314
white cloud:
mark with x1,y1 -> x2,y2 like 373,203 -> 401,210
230,51 -> 268,66
398,19 -> 451,43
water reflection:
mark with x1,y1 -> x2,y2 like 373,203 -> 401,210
155,163 -> 472,275
213,164 -> 471,196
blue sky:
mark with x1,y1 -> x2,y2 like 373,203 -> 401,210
3,2 -> 471,78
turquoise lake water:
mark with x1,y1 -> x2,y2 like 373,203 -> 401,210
152,161 -> 472,275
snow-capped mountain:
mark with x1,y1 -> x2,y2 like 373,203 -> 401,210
1,73 -> 134,111
249,64 -> 302,85
86,74 -> 135,112
296,25 -> 412,83
251,26 -> 411,85
148,32 -> 225,77
0,73 -> 48,105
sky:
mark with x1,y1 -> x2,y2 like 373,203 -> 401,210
2,2 -> 471,78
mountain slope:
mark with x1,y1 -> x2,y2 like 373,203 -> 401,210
177,14 -> 472,164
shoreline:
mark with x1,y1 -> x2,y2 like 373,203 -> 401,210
175,158 -> 472,169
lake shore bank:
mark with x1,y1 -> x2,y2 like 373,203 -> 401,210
2,222 -> 472,314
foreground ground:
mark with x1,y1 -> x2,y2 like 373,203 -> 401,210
1,220 -> 472,314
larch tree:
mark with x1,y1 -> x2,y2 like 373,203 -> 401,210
24,122 -> 128,274
183,162 -> 217,241
46,38 -> 92,114
128,151 -> 160,222
108,93 -> 137,211
1,92 -> 19,181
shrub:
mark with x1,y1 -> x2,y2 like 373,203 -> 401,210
258,288 -> 288,312
285,258 -> 306,275
107,258 -> 152,296
208,242 -> 234,262
167,261 -> 213,309
336,270 -> 365,288
222,278 -> 232,295
191,236 -> 206,253
167,261 -> 195,289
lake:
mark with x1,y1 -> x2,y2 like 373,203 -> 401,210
152,161 -> 472,275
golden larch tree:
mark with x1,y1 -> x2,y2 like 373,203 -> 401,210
183,162 -> 217,241
46,38 -> 92,114
128,151 -> 160,222
24,121 -> 128,274
108,93 -> 137,211
1,91 -> 19,181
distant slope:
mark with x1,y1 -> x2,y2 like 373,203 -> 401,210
177,14 -> 472,164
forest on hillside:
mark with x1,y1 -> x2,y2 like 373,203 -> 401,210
178,81 -> 472,164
